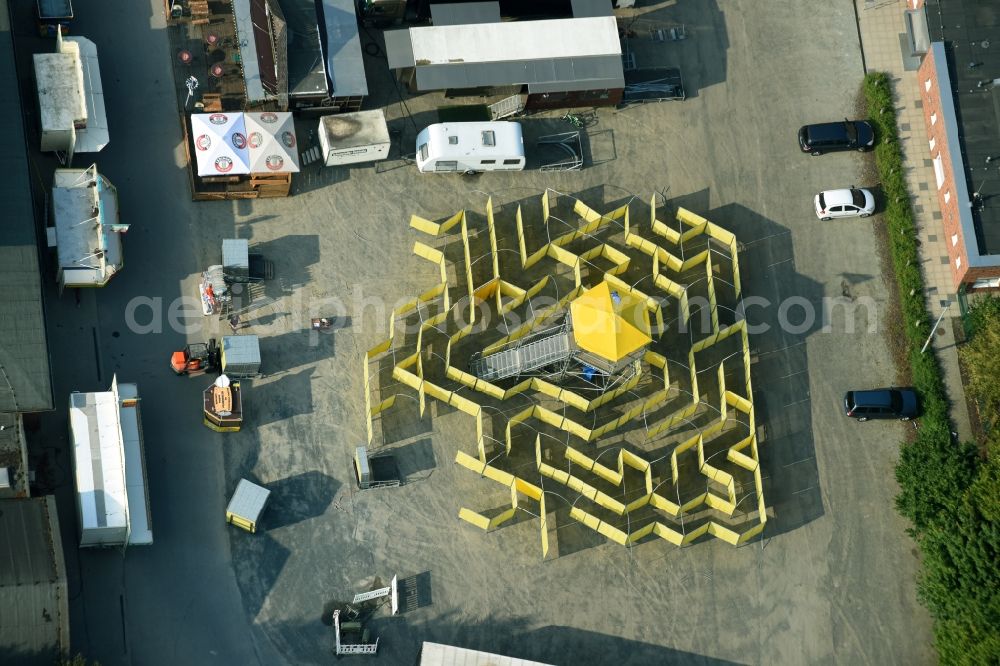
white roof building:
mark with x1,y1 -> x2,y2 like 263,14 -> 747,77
33,33 -> 109,157
69,376 -> 152,548
48,164 -> 128,289
385,15 -> 624,94
409,17 -> 620,67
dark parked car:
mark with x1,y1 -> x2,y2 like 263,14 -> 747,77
799,120 -> 875,155
843,388 -> 919,421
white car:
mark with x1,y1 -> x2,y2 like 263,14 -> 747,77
814,188 -> 875,220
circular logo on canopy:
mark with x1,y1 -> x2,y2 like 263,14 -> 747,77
215,156 -> 234,173
281,131 -> 296,148
209,113 -> 228,125
248,131 -> 263,148
231,132 -> 247,150
260,112 -> 278,123
195,134 -> 211,151
265,155 -> 284,171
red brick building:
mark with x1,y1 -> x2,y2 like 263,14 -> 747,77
914,0 -> 1000,290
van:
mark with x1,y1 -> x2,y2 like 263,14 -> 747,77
843,388 -> 919,421
798,120 -> 875,155
416,121 -> 525,174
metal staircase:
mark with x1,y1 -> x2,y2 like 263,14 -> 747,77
470,332 -> 573,382
489,94 -> 525,120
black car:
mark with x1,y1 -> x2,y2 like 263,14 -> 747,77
799,120 -> 875,155
843,388 -> 919,422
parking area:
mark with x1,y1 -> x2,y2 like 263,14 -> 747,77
21,0 -> 931,664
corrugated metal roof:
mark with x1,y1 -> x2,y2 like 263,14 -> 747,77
0,497 -> 68,664
36,0 -> 72,18
222,238 -> 250,270
0,1 -> 53,413
69,380 -> 152,546
409,16 -> 620,64
570,0 -> 612,18
386,16 -> 624,92
321,0 -> 368,96
226,479 -> 270,522
274,0 -> 329,97
384,28 -> 414,70
430,2 -> 502,25
233,0 -> 279,101
414,54 -> 624,92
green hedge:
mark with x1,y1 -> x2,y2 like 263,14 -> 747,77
863,73 -> 997,664
862,72 -> 976,527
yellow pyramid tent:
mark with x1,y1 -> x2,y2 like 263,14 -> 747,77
570,282 -> 652,363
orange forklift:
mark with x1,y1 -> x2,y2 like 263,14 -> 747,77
170,339 -> 219,376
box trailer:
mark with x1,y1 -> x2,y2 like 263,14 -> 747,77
34,35 -> 108,155
226,479 -> 270,533
221,335 -> 261,378
69,377 -> 152,547
415,121 -> 525,174
318,109 -> 391,166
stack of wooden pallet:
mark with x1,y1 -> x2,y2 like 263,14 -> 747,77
248,174 -> 292,198
189,0 -> 210,24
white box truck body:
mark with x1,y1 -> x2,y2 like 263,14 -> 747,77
415,121 -> 525,174
69,377 -> 152,548
318,110 -> 391,166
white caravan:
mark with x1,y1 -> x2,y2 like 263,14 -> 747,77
416,121 -> 525,174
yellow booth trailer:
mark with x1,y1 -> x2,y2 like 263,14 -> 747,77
226,479 -> 270,533
204,375 -> 243,432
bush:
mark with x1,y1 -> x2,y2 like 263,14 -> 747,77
863,73 -> 999,663
961,296 -> 1000,432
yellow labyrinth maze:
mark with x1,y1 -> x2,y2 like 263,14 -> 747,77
363,190 -> 767,557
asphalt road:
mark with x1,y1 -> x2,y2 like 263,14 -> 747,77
18,0 -> 934,664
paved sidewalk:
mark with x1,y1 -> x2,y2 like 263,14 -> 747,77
855,0 -> 973,442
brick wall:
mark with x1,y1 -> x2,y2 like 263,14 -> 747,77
918,48 -> 973,289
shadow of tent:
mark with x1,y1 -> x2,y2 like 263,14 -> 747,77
230,530 -> 292,619
704,198 -> 826,539
262,470 -> 340,530
369,611 -> 748,665
246,234 -> 321,300
252,367 -> 315,426
389,437 -> 437,480
259,328 -> 333,375
619,0 -> 729,100
519,625 -> 744,666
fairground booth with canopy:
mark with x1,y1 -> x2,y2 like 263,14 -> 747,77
186,111 -> 300,200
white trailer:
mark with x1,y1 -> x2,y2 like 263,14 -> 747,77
33,33 -> 109,160
415,121 -> 525,174
319,109 -> 391,166
69,376 -> 152,548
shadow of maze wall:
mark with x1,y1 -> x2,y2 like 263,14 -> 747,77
363,190 -> 768,557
